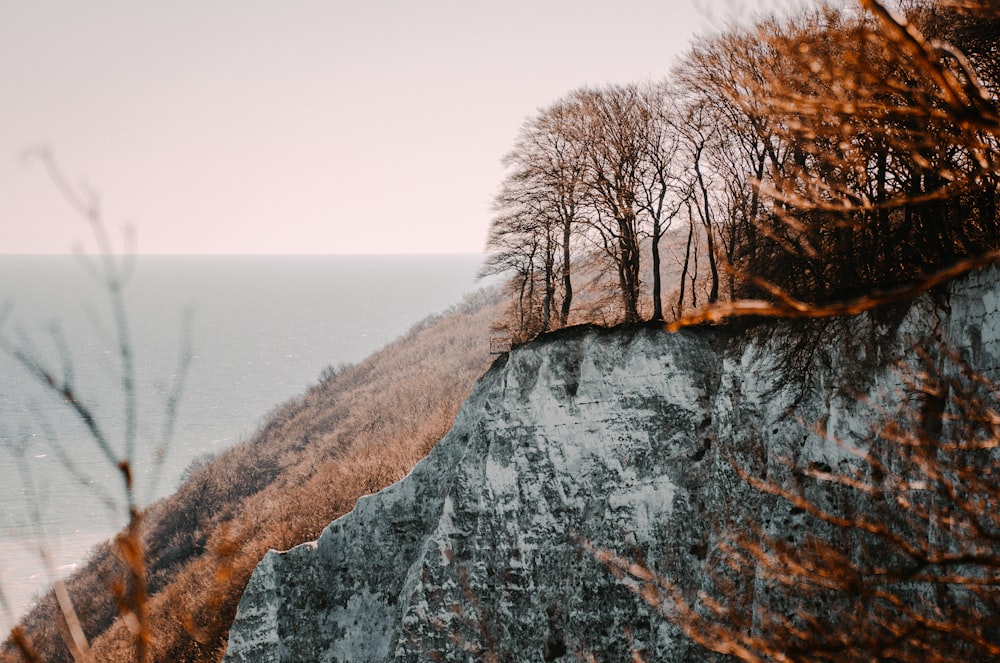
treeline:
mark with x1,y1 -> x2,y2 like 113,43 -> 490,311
483,0 -> 1000,340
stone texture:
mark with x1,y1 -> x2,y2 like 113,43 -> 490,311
224,266 -> 1000,662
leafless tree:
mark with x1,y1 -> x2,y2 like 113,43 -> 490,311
573,85 -> 651,324
484,96 -> 590,337
636,81 -> 689,321
486,82 -> 695,333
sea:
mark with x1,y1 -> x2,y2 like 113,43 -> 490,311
0,253 -> 486,628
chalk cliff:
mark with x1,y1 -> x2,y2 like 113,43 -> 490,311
224,266 -> 1000,662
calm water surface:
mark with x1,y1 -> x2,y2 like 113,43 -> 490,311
0,254 -> 485,624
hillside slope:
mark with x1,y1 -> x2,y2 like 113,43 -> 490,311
224,267 -> 1000,661
4,288 -> 502,663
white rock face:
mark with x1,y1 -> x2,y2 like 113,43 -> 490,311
224,267 -> 1000,662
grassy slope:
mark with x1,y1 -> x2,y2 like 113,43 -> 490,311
4,287 -> 501,663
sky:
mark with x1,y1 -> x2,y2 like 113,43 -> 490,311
1,0 -> 805,255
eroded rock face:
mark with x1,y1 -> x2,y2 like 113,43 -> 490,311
224,267 -> 1000,662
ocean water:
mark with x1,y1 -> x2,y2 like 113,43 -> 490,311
0,254 -> 485,626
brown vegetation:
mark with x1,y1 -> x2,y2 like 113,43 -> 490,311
3,288 -> 501,662
484,0 -> 1000,342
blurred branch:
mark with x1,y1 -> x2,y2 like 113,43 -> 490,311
860,0 -> 1000,131
1,150 -> 188,663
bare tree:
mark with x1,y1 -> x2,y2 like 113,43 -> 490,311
529,99 -> 591,328
674,25 -> 791,300
485,97 -> 590,338
488,81 -> 711,332
482,189 -> 554,339
573,85 -> 650,324
683,103 -> 721,306
636,81 -> 688,321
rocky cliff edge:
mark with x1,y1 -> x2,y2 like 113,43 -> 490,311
224,266 -> 1000,662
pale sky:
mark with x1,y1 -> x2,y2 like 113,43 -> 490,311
1,0 -> 800,255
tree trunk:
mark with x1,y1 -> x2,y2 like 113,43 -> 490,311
560,217 -> 573,327
618,213 -> 641,323
651,219 -> 663,321
704,220 -> 720,305
517,271 -> 529,336
694,147 -> 720,304
541,241 -> 555,332
677,206 -> 695,318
